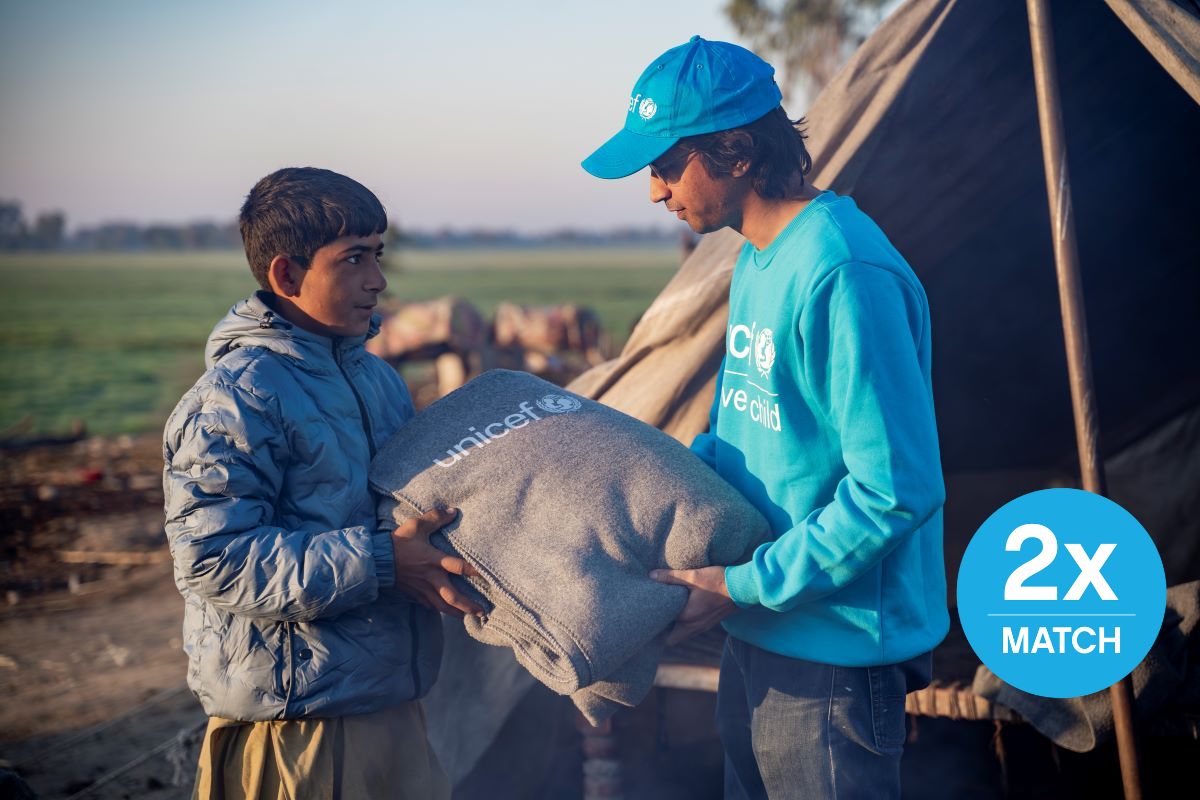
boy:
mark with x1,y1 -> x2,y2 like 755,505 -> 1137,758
163,167 -> 480,798
583,38 -> 948,798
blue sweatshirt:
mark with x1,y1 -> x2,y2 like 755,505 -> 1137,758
692,190 -> 949,666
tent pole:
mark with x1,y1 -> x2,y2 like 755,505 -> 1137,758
1025,1 -> 1143,798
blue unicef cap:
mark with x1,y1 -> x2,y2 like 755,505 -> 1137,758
582,36 -> 783,179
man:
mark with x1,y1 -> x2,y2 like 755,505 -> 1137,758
583,37 -> 948,798
163,167 -> 480,798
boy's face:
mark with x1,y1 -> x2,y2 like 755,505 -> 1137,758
648,147 -> 748,234
275,232 -> 386,338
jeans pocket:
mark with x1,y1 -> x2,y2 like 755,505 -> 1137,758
868,665 -> 908,753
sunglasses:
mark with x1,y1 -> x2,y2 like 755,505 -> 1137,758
649,149 -> 695,182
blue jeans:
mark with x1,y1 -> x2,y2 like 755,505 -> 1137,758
716,637 -> 931,799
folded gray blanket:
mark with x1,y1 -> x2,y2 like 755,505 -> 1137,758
370,369 -> 769,724
973,580 -> 1200,751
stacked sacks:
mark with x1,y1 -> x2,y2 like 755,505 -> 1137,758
370,369 -> 769,723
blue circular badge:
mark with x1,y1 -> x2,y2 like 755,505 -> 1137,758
957,488 -> 1166,698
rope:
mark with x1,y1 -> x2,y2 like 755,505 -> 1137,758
16,684 -> 191,769
61,719 -> 207,800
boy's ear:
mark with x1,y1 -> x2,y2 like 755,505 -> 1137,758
267,255 -> 306,297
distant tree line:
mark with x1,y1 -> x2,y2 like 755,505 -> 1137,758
0,199 -> 683,252
73,220 -> 244,251
0,201 -> 67,251
1,201 -> 245,252
401,226 -> 683,249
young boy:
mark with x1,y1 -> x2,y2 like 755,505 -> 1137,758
163,167 -> 480,798
583,38 -> 948,798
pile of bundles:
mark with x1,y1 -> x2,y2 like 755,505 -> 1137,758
366,296 -> 486,363
492,302 -> 606,366
367,296 -> 609,401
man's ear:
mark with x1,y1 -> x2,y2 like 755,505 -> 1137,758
726,131 -> 754,179
267,255 -> 306,297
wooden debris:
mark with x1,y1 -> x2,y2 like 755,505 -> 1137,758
57,549 -> 169,565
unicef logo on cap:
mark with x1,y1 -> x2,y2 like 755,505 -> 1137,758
638,97 -> 657,121
536,394 -> 582,414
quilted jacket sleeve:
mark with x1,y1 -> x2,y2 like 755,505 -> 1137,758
163,380 -> 396,622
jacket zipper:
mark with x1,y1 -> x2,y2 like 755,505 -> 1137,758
333,341 -> 377,458
334,340 -> 422,694
282,621 -> 295,709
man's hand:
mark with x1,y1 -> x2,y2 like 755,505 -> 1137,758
392,507 -> 483,618
650,565 -> 738,646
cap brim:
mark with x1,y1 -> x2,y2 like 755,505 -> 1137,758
582,128 -> 679,179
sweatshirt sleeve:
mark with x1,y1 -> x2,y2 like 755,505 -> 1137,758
723,262 -> 945,611
163,381 -> 394,623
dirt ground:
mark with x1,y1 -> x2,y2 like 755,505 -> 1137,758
0,435 -> 202,799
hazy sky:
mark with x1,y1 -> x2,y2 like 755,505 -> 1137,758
0,0 -> 756,233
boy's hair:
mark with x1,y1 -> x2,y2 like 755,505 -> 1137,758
677,107 -> 813,199
239,167 -> 388,290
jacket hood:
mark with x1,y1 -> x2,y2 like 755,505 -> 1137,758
205,291 -> 382,372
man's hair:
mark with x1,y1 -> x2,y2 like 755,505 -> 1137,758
677,107 -> 813,199
239,167 -> 388,290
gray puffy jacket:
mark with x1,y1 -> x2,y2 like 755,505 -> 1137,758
163,291 -> 441,721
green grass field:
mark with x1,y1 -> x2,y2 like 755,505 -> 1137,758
0,248 -> 680,437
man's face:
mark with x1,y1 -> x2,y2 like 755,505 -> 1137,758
288,232 -> 386,338
648,147 -> 747,234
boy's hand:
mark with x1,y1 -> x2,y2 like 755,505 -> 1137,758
392,507 -> 484,618
650,566 -> 738,646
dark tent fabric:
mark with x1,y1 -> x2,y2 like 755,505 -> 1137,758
1106,0 -> 1200,105
815,0 -> 1200,473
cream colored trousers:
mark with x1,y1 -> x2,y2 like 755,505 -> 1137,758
192,701 -> 450,800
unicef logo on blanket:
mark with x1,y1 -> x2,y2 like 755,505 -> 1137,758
536,394 -> 582,414
638,97 -> 657,121
754,328 -> 776,378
